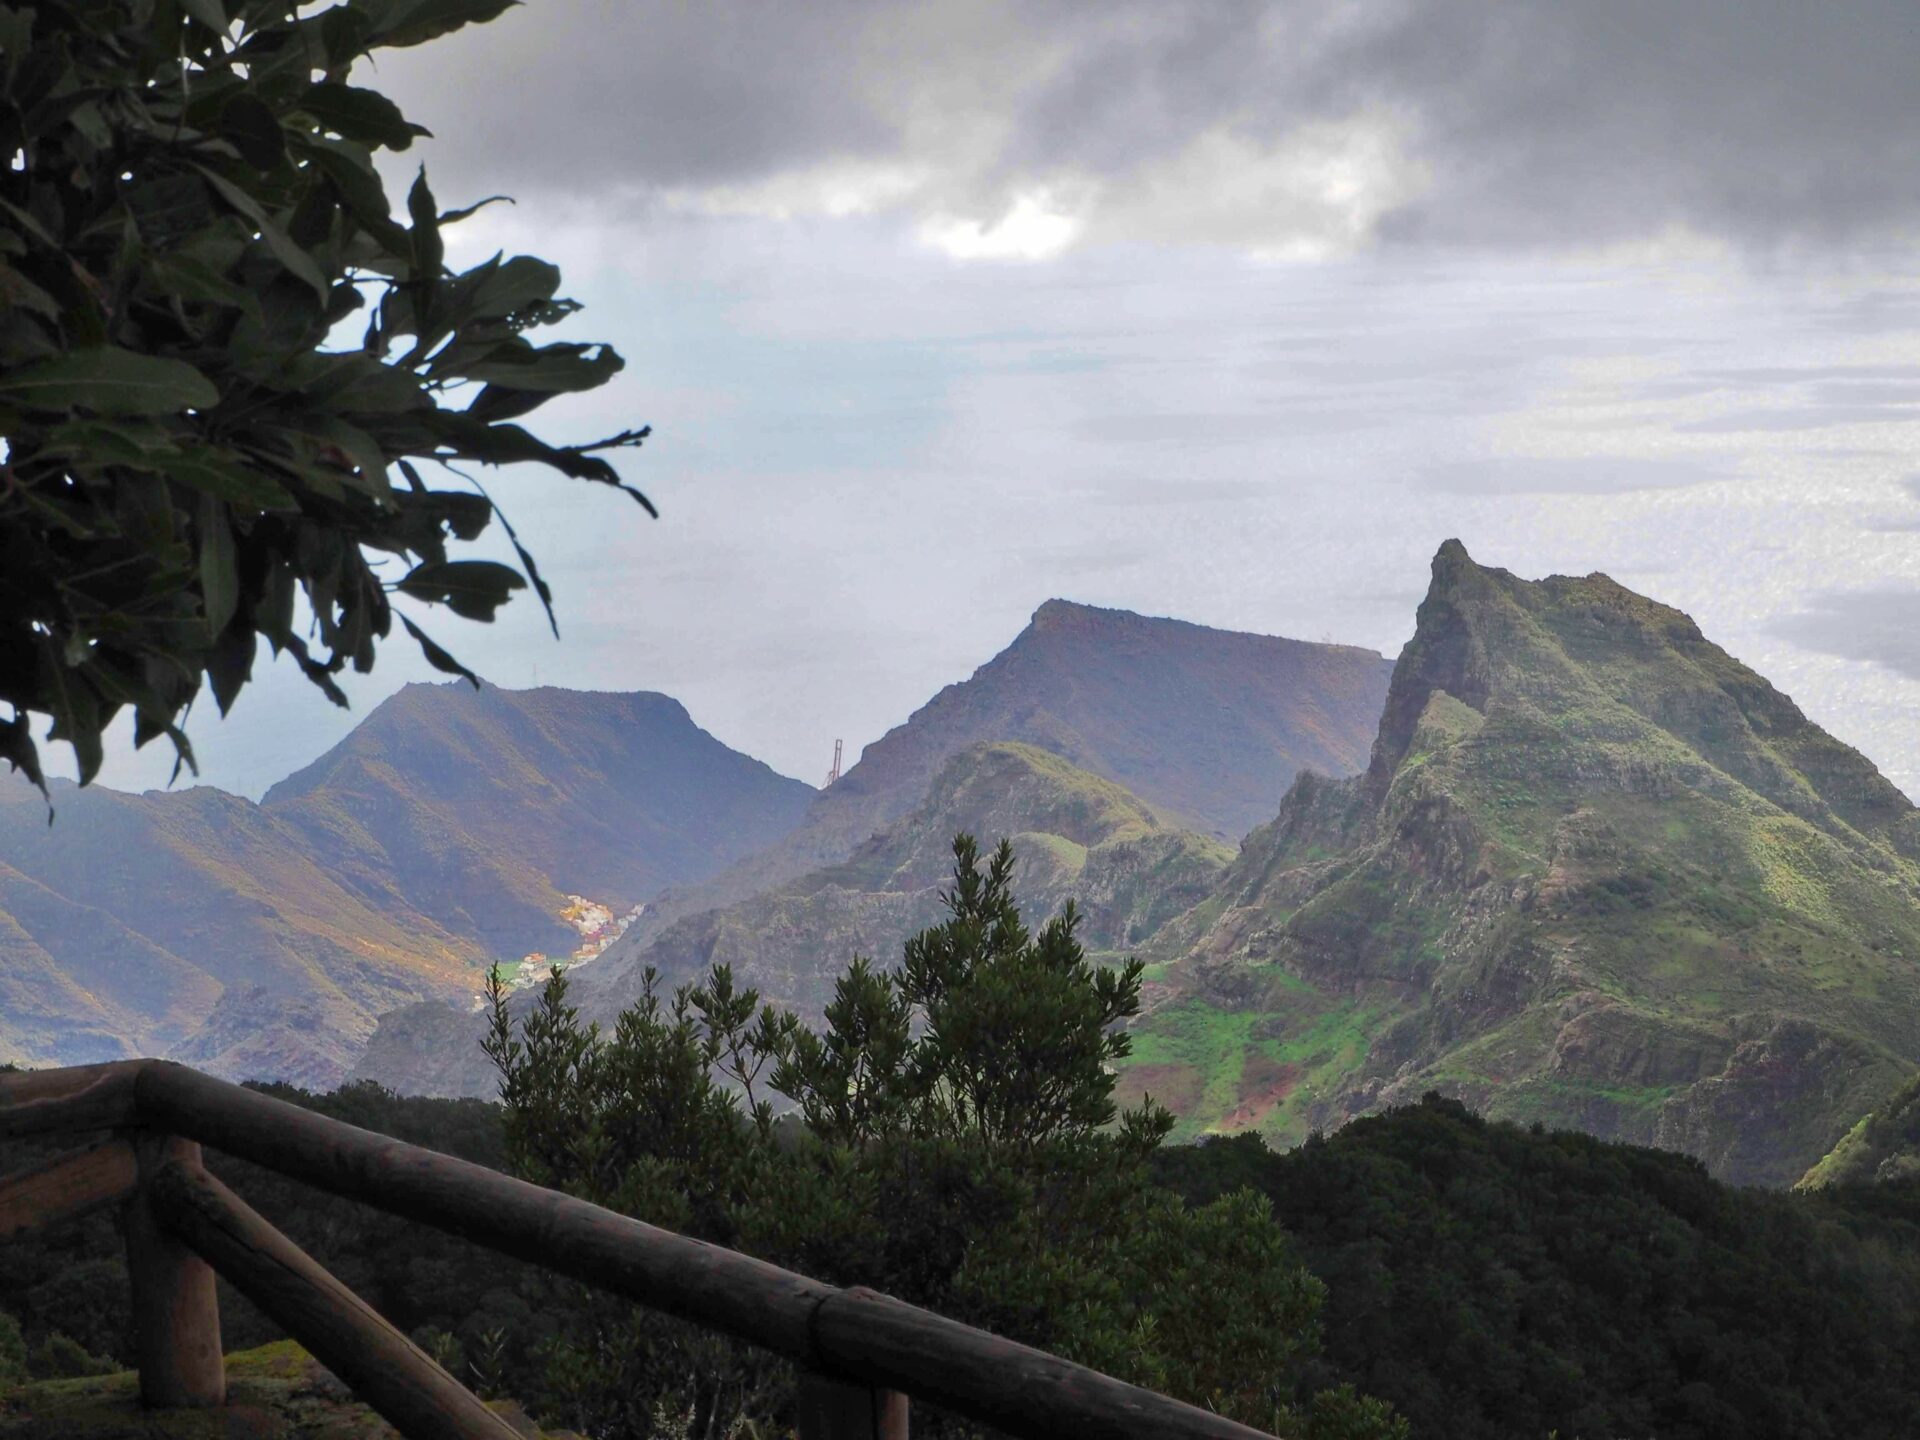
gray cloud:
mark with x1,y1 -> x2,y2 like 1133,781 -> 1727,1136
1676,406 -> 1920,434
1774,590 -> 1920,681
1420,456 -> 1729,495
376,0 -> 1920,253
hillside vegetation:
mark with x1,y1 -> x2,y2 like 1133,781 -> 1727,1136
1801,1069 -> 1920,1187
1157,1095 -> 1920,1440
1124,541 -> 1920,1184
8,1081 -> 1920,1439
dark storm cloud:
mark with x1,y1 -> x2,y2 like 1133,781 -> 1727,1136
1341,1 -> 1920,248
1774,591 -> 1920,680
380,0 -> 1920,251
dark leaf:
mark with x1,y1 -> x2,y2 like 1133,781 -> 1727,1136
160,448 -> 300,511
369,0 -> 518,49
396,558 -> 524,620
300,83 -> 428,151
0,347 -> 218,415
407,168 -> 444,281
180,0 -> 228,31
398,611 -> 480,687
198,495 -> 239,635
219,93 -> 285,170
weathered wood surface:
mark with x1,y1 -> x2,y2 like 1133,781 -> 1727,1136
150,1158 -> 521,1440
130,1062 -> 1280,1440
798,1371 -> 910,1440
0,1059 -> 145,1137
0,1138 -> 137,1240
124,1132 -> 224,1408
133,1061 -> 835,1355
810,1286 -> 1278,1440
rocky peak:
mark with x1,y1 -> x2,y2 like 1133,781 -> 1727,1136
1367,540 -> 1501,786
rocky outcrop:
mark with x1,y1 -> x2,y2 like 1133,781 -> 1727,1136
1127,542 -> 1920,1186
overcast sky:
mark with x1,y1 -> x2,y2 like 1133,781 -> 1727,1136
70,1 -> 1920,801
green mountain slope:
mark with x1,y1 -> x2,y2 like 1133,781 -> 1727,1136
612,600 -> 1393,949
1800,1070 -> 1920,1187
614,742 -> 1234,1015
1124,541 -> 1920,1185
354,742 -> 1232,1096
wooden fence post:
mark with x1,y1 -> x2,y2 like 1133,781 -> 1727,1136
122,1132 -> 223,1408
797,1371 -> 909,1440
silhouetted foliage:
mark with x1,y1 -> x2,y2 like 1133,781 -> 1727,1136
0,0 -> 649,794
9,1056 -> 1920,1435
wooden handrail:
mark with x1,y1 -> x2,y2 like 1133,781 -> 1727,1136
150,1158 -> 522,1440
0,1138 -> 136,1239
0,1060 -> 143,1137
2,1060 -> 1281,1440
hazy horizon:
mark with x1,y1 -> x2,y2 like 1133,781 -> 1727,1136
39,1 -> 1920,804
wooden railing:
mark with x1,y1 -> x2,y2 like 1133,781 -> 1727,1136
0,1060 -> 1277,1440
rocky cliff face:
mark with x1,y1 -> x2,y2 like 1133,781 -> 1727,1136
354,742 -> 1233,1097
0,686 -> 813,1085
1125,541 -> 1920,1186
606,600 -> 1393,953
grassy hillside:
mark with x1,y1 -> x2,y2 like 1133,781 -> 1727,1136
1122,541 -> 1920,1184
1801,1069 -> 1920,1187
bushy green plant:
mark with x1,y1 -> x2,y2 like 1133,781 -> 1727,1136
28,1330 -> 116,1379
487,834 -> 1407,1438
0,0 -> 649,792
0,1311 -> 27,1389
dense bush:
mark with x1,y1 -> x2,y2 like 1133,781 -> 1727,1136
485,834 -> 1403,1439
1157,1096 -> 1920,1440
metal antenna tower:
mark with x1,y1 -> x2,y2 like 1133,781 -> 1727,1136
824,738 -> 843,787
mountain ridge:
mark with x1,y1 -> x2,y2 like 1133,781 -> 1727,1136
1121,541 -> 1920,1185
352,740 -> 1236,1097
0,685 -> 815,1085
605,598 -> 1395,953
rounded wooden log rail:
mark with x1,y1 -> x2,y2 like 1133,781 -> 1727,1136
1,1061 -> 1278,1440
149,1158 -> 522,1440
0,1138 -> 136,1240
0,1060 -> 142,1137
124,1133 -> 224,1408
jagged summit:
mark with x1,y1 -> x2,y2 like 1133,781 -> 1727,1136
1129,545 -> 1920,1185
1368,541 -> 1914,851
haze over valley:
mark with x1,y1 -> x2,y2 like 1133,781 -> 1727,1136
10,548 -> 1920,1193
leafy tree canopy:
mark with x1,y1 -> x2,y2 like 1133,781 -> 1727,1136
486,835 -> 1409,1438
0,0 -> 649,796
